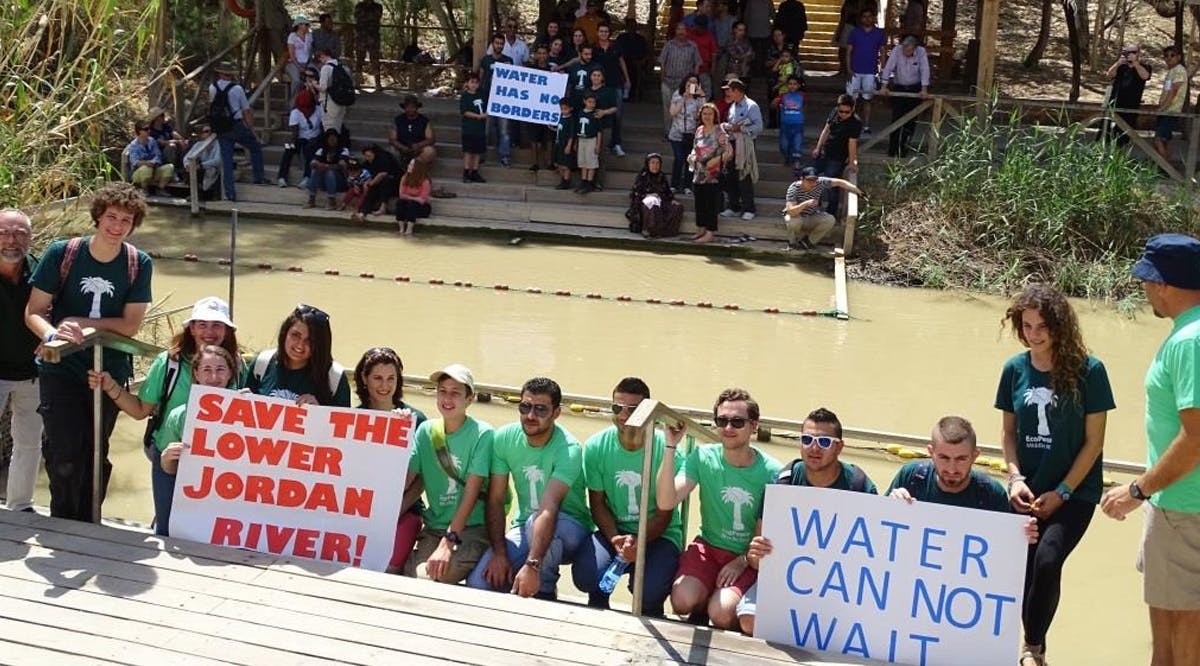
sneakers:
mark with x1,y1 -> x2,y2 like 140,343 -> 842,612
612,144 -> 626,157
862,126 -> 873,136
741,211 -> 756,221
500,157 -> 511,168
683,188 -> 694,196
554,179 -> 573,190
469,170 -> 487,183
797,238 -> 816,251
277,177 -> 288,188
297,177 -> 308,189
719,209 -> 737,218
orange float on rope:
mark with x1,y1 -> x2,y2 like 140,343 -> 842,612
359,272 -> 375,279
554,290 -> 571,296
429,278 -> 444,285
616,295 -> 632,301
669,299 -> 685,306
225,0 -> 255,20
256,262 -> 272,270
217,258 -> 231,266
646,298 -> 661,304
324,269 -> 339,275
494,284 -> 509,290
586,293 -> 602,299
696,301 -> 713,308
526,287 -> 542,293
183,254 -> 199,262
287,266 -> 303,272
395,275 -> 411,282
723,304 -> 740,310
764,307 -> 780,314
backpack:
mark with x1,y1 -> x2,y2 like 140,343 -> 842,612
904,461 -> 991,509
327,63 -> 357,106
250,349 -> 345,398
782,459 -> 873,493
142,356 -> 182,459
58,236 -> 140,290
208,81 -> 236,133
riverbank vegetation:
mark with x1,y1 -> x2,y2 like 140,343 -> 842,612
853,108 -> 1200,307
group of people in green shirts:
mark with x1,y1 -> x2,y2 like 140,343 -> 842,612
17,182 -> 1200,662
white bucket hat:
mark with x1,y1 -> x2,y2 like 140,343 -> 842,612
183,296 -> 237,330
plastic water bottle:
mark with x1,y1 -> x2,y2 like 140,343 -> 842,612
597,555 -> 630,595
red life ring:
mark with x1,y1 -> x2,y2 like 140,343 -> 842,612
226,0 -> 255,19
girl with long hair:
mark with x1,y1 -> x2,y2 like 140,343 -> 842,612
995,283 -> 1115,666
395,158 -> 432,236
246,304 -> 351,407
89,297 -> 239,536
353,347 -> 427,574
668,74 -> 704,193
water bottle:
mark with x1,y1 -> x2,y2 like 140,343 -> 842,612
597,555 -> 630,595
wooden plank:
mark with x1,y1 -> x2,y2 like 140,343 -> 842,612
857,100 -> 933,153
976,0 -> 999,98
0,640 -> 126,666
834,250 -> 850,320
0,614 -> 231,665
1112,114 -> 1186,182
1187,116 -> 1199,188
0,514 -> 840,665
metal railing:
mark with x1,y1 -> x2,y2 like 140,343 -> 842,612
41,328 -> 164,523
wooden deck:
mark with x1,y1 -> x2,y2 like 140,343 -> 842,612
0,509 -> 872,665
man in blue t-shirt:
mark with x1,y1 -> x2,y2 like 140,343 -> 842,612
25,183 -> 154,522
737,407 -> 878,635
844,8 -> 887,134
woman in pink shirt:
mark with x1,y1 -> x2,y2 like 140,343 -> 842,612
395,159 -> 431,235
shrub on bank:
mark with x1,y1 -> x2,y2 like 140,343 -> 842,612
855,106 -> 1200,304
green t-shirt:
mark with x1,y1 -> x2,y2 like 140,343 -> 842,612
408,416 -> 493,530
30,237 -> 153,382
460,90 -> 487,136
139,352 -> 193,450
582,426 -> 684,550
576,109 -> 601,139
490,422 -> 593,530
682,444 -> 782,553
994,352 -> 1115,504
1146,305 -> 1200,511
357,400 -> 428,429
243,350 -> 352,407
885,461 -> 1011,513
160,401 -> 189,451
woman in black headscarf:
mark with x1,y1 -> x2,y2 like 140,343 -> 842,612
627,153 -> 683,238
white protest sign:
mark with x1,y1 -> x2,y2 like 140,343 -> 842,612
486,63 -> 567,124
170,387 -> 413,571
756,485 -> 1027,666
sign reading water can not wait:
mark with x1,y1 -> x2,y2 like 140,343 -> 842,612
755,485 -> 1028,666
486,63 -> 568,124
170,387 -> 413,571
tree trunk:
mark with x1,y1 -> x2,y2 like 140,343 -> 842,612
1175,0 -> 1184,48
1073,0 -> 1090,58
427,0 -> 464,54
1063,0 -> 1082,100
538,0 -> 557,30
1023,0 -> 1054,69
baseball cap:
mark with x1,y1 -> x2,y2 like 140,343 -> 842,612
430,364 -> 476,394
183,296 -> 237,330
1133,234 -> 1200,289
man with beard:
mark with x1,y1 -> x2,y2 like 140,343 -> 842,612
886,416 -> 1010,511
467,377 -> 593,599
0,209 -> 43,512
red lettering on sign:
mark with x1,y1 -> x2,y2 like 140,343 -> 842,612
190,427 -> 213,457
321,531 -> 352,562
210,516 -> 243,545
208,518 -> 367,566
195,392 -> 225,422
328,411 -> 355,438
217,395 -> 307,433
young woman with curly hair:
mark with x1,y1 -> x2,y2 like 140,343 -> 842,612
994,283 -> 1115,666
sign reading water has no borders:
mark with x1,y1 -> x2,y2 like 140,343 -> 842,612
170,386 -> 413,571
755,486 -> 1027,666
486,63 -> 567,124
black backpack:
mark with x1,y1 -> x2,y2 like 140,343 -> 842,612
327,63 -> 357,106
208,82 -> 236,132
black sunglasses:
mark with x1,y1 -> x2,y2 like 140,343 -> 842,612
800,434 -> 840,449
295,303 -> 330,321
518,402 -> 553,417
714,416 -> 749,429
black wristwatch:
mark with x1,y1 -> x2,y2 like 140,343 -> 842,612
1130,480 -> 1149,501
524,558 -> 542,571
445,530 -> 462,546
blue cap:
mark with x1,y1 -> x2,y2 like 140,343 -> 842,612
1133,233 -> 1200,289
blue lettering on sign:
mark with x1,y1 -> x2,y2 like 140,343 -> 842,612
539,93 -> 560,104
857,566 -> 889,610
911,578 -> 945,623
910,633 -> 940,666
911,580 -> 1016,635
790,507 -> 836,549
820,561 -> 849,603
843,622 -> 870,658
961,534 -> 989,577
789,610 -> 836,650
945,586 -> 982,630
920,527 -> 946,570
843,516 -> 875,557
879,519 -> 910,562
786,556 -> 815,594
984,593 -> 1018,636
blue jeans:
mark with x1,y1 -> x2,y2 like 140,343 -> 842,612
306,168 -> 344,197
779,124 -> 804,162
150,446 -> 177,537
815,157 -> 847,217
466,512 -> 590,596
487,115 -> 511,162
571,530 -> 680,617
669,133 -> 694,191
217,120 -> 265,200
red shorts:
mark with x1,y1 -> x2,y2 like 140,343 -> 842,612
675,537 -> 757,596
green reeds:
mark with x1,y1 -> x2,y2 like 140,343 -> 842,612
867,102 -> 1200,303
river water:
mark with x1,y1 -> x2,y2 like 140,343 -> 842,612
30,210 -> 1161,662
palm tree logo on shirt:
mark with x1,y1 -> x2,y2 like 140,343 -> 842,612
721,486 -> 754,532
522,465 -> 545,510
79,276 -> 114,318
443,454 -> 463,500
577,117 -> 591,136
615,470 -> 642,516
1023,387 -> 1057,436
473,98 -> 483,114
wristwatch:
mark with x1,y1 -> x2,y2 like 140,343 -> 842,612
1054,482 -> 1072,502
1130,480 -> 1149,501
524,557 -> 542,571
444,530 -> 462,546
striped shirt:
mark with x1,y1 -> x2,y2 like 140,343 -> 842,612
786,178 -> 831,215
658,39 -> 702,87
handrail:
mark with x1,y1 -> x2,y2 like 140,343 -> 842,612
623,399 -> 719,617
400,374 -> 1148,475
41,328 -> 164,524
184,135 -> 218,214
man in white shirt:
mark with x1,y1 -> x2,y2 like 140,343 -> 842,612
316,47 -> 349,134
879,36 -> 930,157
502,18 -> 530,66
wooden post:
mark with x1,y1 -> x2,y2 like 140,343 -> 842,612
92,345 -> 103,524
1187,116 -> 1199,190
474,0 -> 491,70
631,420 -> 656,617
976,0 -> 998,100
929,97 -> 943,160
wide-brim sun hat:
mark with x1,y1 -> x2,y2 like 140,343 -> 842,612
183,296 -> 237,330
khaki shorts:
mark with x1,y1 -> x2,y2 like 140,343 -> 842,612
576,137 -> 599,169
404,525 -> 489,584
1140,504 -> 1200,610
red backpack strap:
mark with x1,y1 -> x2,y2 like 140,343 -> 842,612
123,241 -> 140,284
58,237 -> 85,288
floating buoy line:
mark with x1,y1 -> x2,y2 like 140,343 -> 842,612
157,252 -> 850,319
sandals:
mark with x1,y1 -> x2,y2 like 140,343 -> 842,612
431,187 -> 457,199
1019,645 -> 1047,666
